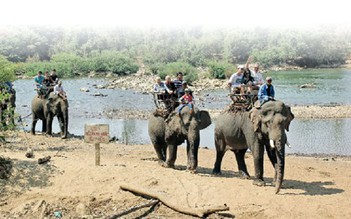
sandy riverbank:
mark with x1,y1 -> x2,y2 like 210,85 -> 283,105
1,132 -> 351,218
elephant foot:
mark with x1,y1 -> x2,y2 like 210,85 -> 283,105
161,161 -> 175,169
186,167 -> 197,174
239,170 -> 250,179
253,179 -> 265,187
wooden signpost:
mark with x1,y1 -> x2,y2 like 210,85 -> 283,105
84,124 -> 109,166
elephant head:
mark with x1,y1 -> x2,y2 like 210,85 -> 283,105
46,93 -> 69,138
250,100 -> 294,193
149,106 -> 211,171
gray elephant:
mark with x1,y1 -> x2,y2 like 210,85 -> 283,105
213,100 -> 294,193
148,107 -> 211,171
0,89 -> 16,127
31,93 -> 69,138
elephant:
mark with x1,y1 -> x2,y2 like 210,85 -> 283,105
213,100 -> 294,193
0,89 -> 16,127
148,106 -> 212,171
31,93 -> 69,138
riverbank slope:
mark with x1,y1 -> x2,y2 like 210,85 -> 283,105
1,132 -> 350,218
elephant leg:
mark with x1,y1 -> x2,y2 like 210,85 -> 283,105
31,114 -> 39,135
234,149 -> 250,179
252,142 -> 265,186
152,140 -> 167,162
46,115 -> 53,135
163,144 -> 177,168
265,144 -> 277,182
186,136 -> 199,171
42,118 -> 47,133
213,135 -> 226,175
58,116 -> 64,135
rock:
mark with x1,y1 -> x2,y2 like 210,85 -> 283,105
25,148 -> 34,158
38,156 -> 51,164
80,88 -> 90,92
300,83 -> 316,88
93,92 -> 107,97
96,85 -> 105,89
76,203 -> 89,216
106,72 -> 114,78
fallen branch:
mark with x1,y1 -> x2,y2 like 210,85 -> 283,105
120,184 -> 229,218
105,199 -> 159,219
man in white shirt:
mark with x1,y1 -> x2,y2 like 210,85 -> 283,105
54,81 -> 66,100
246,56 -> 264,88
228,65 -> 244,93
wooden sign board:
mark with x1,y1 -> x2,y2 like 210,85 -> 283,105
84,124 -> 110,144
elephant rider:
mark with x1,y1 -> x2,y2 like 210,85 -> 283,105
228,65 -> 244,94
43,71 -> 54,95
240,68 -> 255,95
34,71 -> 46,97
178,88 -> 194,115
246,56 -> 264,89
153,76 -> 166,100
50,69 -> 59,86
54,81 -> 67,100
258,76 -> 275,106
173,72 -> 183,91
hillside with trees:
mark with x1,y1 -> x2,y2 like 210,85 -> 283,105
0,25 -> 350,81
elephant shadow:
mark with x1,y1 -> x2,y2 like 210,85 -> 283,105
173,165 -> 242,178
278,179 -> 344,196
167,164 -> 344,196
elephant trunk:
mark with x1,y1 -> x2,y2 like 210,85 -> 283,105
275,140 -> 285,194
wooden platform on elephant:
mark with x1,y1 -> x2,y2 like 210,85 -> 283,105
226,93 -> 258,113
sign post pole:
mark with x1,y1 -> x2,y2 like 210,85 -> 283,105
84,124 -> 109,166
95,142 -> 100,166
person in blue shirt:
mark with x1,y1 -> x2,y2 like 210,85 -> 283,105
258,76 -> 275,105
34,71 -> 45,96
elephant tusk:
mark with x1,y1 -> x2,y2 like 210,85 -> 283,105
270,139 -> 275,148
286,141 -> 291,148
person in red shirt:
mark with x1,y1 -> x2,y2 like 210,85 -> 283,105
178,88 -> 194,115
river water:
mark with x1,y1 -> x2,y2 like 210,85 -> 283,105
14,68 -> 351,156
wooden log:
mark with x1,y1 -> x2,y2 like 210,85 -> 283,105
105,200 -> 159,219
120,184 -> 229,218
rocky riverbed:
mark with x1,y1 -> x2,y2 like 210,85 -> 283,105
98,72 -> 351,119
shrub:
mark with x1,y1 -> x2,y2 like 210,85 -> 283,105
207,60 -> 234,79
158,62 -> 198,83
0,56 -> 16,83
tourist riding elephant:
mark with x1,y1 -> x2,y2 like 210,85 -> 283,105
213,100 -> 294,193
148,107 -> 211,171
31,93 -> 69,138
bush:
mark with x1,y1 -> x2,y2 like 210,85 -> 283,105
207,60 -> 234,79
90,51 -> 139,75
158,62 -> 198,83
0,56 -> 16,83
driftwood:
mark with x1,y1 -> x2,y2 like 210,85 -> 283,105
105,199 -> 159,219
120,184 -> 229,218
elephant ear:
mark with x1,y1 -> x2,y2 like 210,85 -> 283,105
249,109 -> 261,132
198,110 -> 211,130
285,106 -> 295,132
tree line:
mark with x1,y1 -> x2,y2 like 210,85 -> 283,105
0,25 -> 350,81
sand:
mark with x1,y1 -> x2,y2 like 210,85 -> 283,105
1,131 -> 351,218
